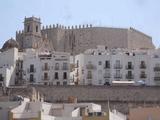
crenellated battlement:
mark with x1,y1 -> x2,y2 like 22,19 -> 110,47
41,24 -> 93,30
16,30 -> 24,36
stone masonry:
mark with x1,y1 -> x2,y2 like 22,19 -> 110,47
16,17 -> 155,55
9,86 -> 160,114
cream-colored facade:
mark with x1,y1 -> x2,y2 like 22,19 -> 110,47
16,17 -> 155,55
72,46 -> 160,86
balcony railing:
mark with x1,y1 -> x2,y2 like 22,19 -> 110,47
27,68 -> 36,73
126,65 -> 134,70
29,78 -> 36,83
42,66 -> 50,71
154,67 -> 160,71
114,64 -> 123,69
104,65 -> 110,69
140,74 -> 147,79
62,66 -> 69,70
154,77 -> 160,81
114,74 -> 122,79
86,64 -> 96,70
104,73 -> 111,78
140,64 -> 147,69
42,76 -> 50,81
87,75 -> 92,79
126,74 -> 134,79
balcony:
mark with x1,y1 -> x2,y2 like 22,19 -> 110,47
126,74 -> 134,79
42,66 -> 50,71
62,66 -> 69,70
140,74 -> 147,79
114,64 -> 123,69
140,64 -> 147,69
114,74 -> 122,79
154,67 -> 160,71
87,75 -> 92,79
86,64 -> 96,70
104,73 -> 111,78
27,68 -> 36,73
42,76 -> 50,81
126,65 -> 134,70
104,65 -> 110,69
154,77 -> 160,81
29,78 -> 36,83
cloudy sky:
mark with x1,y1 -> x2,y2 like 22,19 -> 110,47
0,0 -> 160,47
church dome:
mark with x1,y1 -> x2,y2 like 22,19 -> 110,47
2,38 -> 19,51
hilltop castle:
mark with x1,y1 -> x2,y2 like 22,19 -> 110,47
16,16 -> 155,54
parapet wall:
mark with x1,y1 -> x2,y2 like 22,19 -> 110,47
9,86 -> 160,114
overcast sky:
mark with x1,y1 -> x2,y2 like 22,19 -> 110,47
0,0 -> 160,47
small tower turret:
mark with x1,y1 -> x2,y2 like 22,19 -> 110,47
23,16 -> 42,48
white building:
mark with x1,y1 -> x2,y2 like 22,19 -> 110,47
0,46 -> 18,87
0,36 -> 70,87
73,46 -> 160,86
10,101 -> 126,120
21,36 -> 70,85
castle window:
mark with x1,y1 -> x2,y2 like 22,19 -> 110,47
36,25 -> 38,32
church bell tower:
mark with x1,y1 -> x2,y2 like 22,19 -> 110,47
23,16 -> 42,48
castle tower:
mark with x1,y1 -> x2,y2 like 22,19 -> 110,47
23,16 -> 42,48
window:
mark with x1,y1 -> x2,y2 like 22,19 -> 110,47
99,80 -> 102,85
128,62 -> 132,69
36,25 -> 38,32
55,72 -> 59,79
87,71 -> 92,79
55,63 -> 59,70
98,61 -> 102,65
44,63 -> 48,70
116,70 -> 120,76
105,61 -> 110,68
116,60 -> 120,65
56,82 -> 60,85
0,74 -> 3,81
63,81 -> 67,85
44,73 -> 48,80
30,74 -> 34,82
63,72 -> 67,79
63,63 -> 68,70
128,71 -> 132,76
30,64 -> 34,72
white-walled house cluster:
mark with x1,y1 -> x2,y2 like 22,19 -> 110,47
72,46 -> 160,86
0,38 -> 70,87
1,44 -> 160,87
0,47 -> 18,87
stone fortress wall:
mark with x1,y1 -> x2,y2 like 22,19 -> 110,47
16,17 -> 155,54
9,86 -> 160,114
